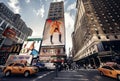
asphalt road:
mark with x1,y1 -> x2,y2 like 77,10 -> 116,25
0,69 -> 116,81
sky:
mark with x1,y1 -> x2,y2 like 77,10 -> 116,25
0,0 -> 77,55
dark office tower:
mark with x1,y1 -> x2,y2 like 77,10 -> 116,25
73,0 -> 120,66
39,1 -> 66,63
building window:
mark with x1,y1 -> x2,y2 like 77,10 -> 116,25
100,24 -> 103,26
117,27 -> 120,29
115,12 -> 118,14
105,20 -> 108,22
1,22 -> 7,29
103,30 -> 107,34
106,35 -> 109,39
0,18 -> 2,24
98,36 -> 101,39
95,29 -> 99,34
109,27 -> 112,30
110,16 -> 113,18
112,19 -> 115,21
102,14 -> 104,15
108,13 -> 111,15
114,35 -> 118,39
0,29 -> 3,34
114,23 -> 117,25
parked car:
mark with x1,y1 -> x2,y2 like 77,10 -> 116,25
34,62 -> 47,71
44,62 -> 56,70
98,62 -> 120,80
2,62 -> 38,77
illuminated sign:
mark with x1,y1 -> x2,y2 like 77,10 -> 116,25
0,44 -> 22,53
2,27 -> 16,39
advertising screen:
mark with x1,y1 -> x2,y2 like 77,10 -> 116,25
20,38 -> 41,58
42,18 -> 65,46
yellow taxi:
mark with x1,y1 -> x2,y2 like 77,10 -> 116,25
2,62 -> 38,77
98,62 -> 120,80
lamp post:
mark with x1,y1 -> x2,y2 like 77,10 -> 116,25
110,45 -> 115,62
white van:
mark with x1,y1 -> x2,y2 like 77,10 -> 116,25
44,63 -> 56,70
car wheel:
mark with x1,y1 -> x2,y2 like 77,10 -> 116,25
117,75 -> 120,81
100,71 -> 104,76
5,70 -> 11,77
24,71 -> 30,77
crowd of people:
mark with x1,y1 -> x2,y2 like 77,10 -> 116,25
55,62 -> 96,71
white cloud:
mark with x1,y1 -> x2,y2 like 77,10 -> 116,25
25,0 -> 30,3
52,0 -> 64,2
33,5 -> 45,18
65,12 -> 74,29
67,2 -> 76,11
65,12 -> 74,55
7,0 -> 20,13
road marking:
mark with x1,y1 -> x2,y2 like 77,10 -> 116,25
61,70 -> 77,72
54,77 -> 89,81
74,75 -> 84,77
32,71 -> 54,81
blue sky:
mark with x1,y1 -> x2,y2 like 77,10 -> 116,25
0,0 -> 77,55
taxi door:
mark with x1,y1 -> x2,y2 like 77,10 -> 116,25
17,64 -> 25,74
101,66 -> 110,76
105,66 -> 115,78
12,63 -> 21,73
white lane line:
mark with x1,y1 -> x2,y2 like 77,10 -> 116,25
60,70 -> 77,72
74,75 -> 84,77
32,71 -> 54,81
54,77 -> 89,81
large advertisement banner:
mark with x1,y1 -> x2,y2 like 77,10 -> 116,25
42,18 -> 65,46
20,38 -> 41,58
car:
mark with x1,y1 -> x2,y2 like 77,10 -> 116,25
34,62 -> 47,71
2,62 -> 38,77
98,62 -> 120,80
44,62 -> 56,70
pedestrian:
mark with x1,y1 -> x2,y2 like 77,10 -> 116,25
83,64 -> 86,69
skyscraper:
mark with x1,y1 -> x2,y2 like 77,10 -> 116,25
73,0 -> 120,66
39,1 -> 66,63
0,3 -> 32,65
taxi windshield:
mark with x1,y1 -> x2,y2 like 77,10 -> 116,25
112,65 -> 120,70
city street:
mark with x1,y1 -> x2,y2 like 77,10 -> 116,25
0,69 -> 116,81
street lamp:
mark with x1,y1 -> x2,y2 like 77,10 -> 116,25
109,45 -> 115,62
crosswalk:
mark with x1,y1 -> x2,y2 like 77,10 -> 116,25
52,69 -> 97,81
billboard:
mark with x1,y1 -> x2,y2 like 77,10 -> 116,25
5,55 -> 33,65
2,27 -> 16,39
20,38 -> 41,58
0,44 -> 23,53
0,44 -> 23,65
42,18 -> 65,46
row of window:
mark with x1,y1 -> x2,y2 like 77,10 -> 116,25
0,18 -> 7,33
50,3 -> 63,9
48,14 -> 63,18
0,5 -> 14,21
42,48 -> 62,54
97,35 -> 119,40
